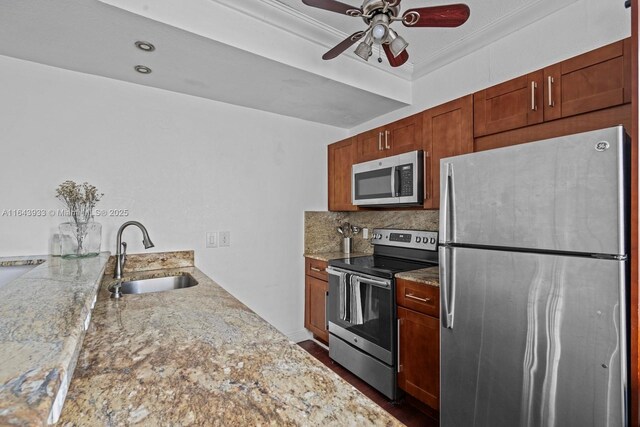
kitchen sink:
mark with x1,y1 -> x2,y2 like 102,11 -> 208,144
111,274 -> 198,296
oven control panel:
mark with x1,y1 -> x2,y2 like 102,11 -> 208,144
371,228 -> 438,251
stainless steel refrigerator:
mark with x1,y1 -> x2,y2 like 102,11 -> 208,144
438,126 -> 630,427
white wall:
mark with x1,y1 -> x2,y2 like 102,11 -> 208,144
0,55 -> 346,340
349,0 -> 632,135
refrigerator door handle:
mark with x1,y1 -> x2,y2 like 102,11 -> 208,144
440,163 -> 456,244
439,246 -> 455,329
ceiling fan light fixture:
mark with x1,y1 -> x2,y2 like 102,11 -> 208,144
387,29 -> 408,57
354,32 -> 373,61
371,23 -> 388,43
370,13 -> 390,44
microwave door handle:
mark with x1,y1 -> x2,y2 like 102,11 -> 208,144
394,167 -> 401,197
390,167 -> 395,198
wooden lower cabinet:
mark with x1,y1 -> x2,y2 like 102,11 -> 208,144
397,306 -> 440,410
304,258 -> 329,343
396,278 -> 440,410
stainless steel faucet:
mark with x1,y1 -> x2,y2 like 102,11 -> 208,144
113,221 -> 154,280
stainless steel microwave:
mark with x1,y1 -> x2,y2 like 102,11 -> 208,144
352,150 -> 423,207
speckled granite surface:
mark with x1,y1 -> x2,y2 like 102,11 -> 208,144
59,267 -> 403,426
304,252 -> 369,262
0,255 -> 47,267
304,211 -> 439,254
104,250 -> 194,276
0,253 -> 110,426
395,266 -> 440,287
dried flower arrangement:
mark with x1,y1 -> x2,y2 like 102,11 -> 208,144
55,180 -> 103,224
55,180 -> 103,258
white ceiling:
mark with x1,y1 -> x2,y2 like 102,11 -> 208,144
0,0 -> 577,128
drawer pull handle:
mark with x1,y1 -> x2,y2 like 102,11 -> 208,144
310,266 -> 323,272
406,293 -> 431,303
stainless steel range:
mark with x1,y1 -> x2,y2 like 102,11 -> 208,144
326,228 -> 438,400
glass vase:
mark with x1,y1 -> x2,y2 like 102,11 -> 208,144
59,221 -> 101,259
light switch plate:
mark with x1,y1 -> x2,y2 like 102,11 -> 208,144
206,232 -> 218,248
220,231 -> 230,247
362,228 -> 369,239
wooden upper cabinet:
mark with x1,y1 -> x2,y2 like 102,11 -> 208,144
388,114 -> 423,156
356,114 -> 422,162
474,71 -> 544,137
356,127 -> 386,162
328,137 -> 357,212
423,95 -> 473,209
544,38 -> 631,121
475,37 -> 631,138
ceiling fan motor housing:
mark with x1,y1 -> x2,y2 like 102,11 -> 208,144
361,0 -> 400,24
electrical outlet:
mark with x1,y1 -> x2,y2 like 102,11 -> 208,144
206,232 -> 218,248
220,231 -> 230,247
362,228 -> 369,239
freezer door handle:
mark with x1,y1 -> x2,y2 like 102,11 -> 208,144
440,163 -> 456,243
440,246 -> 455,329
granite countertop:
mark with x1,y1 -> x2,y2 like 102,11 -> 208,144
304,252 -> 369,262
59,265 -> 403,426
0,253 -> 110,426
395,266 -> 440,287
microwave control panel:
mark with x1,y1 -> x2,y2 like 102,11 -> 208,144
397,164 -> 414,197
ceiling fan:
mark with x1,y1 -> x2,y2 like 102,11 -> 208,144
302,0 -> 470,67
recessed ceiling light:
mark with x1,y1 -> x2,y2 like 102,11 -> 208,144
135,41 -> 155,52
134,65 -> 152,74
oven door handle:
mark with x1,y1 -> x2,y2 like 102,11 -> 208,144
354,276 -> 391,289
326,267 -> 344,277
327,267 -> 391,288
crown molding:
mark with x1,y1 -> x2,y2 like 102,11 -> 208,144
212,0 -> 413,80
410,0 -> 578,79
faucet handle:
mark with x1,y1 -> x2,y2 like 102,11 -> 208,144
121,241 -> 127,257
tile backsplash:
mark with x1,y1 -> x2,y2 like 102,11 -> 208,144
304,210 -> 439,254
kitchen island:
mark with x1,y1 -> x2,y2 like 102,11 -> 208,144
59,253 -> 403,426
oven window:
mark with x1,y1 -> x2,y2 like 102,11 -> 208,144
328,276 -> 393,353
354,168 -> 393,200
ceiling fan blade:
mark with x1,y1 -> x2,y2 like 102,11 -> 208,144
402,4 -> 470,27
322,31 -> 366,60
302,0 -> 362,16
383,43 -> 409,67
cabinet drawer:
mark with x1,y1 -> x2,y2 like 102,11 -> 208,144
305,257 -> 328,281
396,278 -> 439,318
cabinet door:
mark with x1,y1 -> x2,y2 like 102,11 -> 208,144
356,127 -> 385,162
398,306 -> 439,409
388,113 -> 422,155
328,137 -> 357,212
545,38 -> 631,120
474,71 -> 544,137
423,95 -> 473,209
304,275 -> 329,343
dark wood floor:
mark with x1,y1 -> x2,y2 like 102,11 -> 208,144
298,340 -> 439,427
